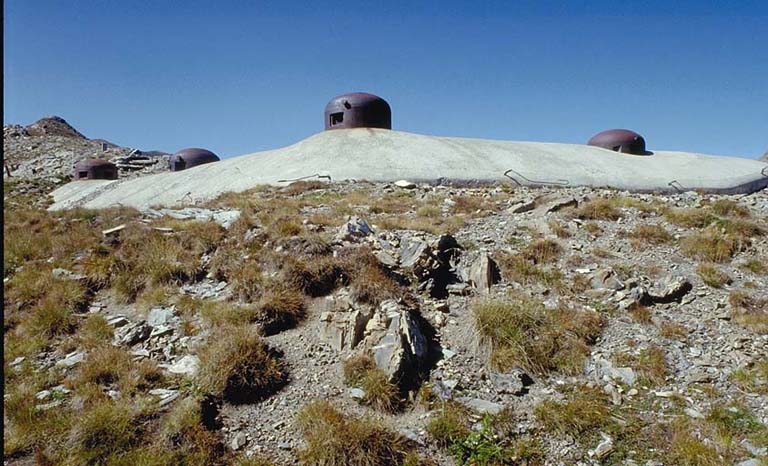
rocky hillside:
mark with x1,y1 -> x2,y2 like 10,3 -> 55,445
3,116 -> 170,183
3,181 -> 767,466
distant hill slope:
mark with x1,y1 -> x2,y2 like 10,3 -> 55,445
3,116 -> 171,182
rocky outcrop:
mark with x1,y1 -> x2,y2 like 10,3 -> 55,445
319,290 -> 435,390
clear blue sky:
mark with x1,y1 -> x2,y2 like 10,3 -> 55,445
4,1 -> 767,158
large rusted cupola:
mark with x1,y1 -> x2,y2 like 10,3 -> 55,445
587,129 -> 648,155
73,159 -> 118,180
169,148 -> 220,172
324,92 -> 391,130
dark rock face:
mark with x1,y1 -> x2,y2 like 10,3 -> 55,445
25,116 -> 87,139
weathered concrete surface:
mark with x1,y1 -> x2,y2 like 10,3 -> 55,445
50,129 -> 768,210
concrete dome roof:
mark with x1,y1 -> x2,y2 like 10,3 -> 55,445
324,92 -> 391,130
170,148 -> 220,171
588,129 -> 647,155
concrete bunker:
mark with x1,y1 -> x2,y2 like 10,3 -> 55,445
169,148 -> 220,172
73,159 -> 118,180
588,129 -> 648,155
324,92 -> 391,130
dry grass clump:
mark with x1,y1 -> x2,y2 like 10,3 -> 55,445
154,396 -> 223,464
729,290 -> 768,334
710,199 -> 751,218
680,227 -> 741,263
110,227 -> 203,302
257,287 -> 307,335
340,248 -> 403,305
343,353 -> 399,412
730,361 -> 768,395
534,386 -> 611,436
659,321 -> 689,340
426,402 -> 471,447
706,402 -> 767,446
628,223 -> 673,245
664,420 -> 722,466
199,301 -> 258,327
472,298 -> 603,374
583,222 -> 602,235
522,239 -> 562,264
79,315 -> 114,348
740,258 -> 767,275
229,257 -> 265,302
615,346 -> 669,386
75,345 -> 163,396
283,255 -> 346,297
494,252 -> 564,290
629,305 -> 653,324
416,204 -> 441,218
574,197 -> 622,221
375,214 -> 466,235
450,194 -> 501,216
282,180 -> 328,195
696,264 -> 732,288
197,326 -> 287,403
297,400 -> 420,466
547,220 -> 571,238
664,208 -> 717,228
3,381 -> 74,456
65,399 -> 141,465
495,240 -> 564,290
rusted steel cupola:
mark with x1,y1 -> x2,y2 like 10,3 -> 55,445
324,92 -> 391,130
588,129 -> 647,155
169,148 -> 220,172
73,159 -> 118,180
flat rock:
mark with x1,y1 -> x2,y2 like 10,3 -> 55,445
458,397 -> 504,415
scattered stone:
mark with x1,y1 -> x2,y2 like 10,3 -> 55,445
10,356 -> 25,367
56,351 -> 85,368
394,180 -> 417,189
490,370 -> 534,395
107,316 -> 130,328
102,224 -> 126,236
589,433 -> 614,459
590,268 -> 625,291
335,216 -> 373,242
349,388 -> 366,400
231,432 -> 248,451
647,276 -> 693,304
163,355 -> 200,376
458,398 -> 504,415
147,307 -> 176,327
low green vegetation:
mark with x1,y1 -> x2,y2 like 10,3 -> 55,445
427,403 -> 543,465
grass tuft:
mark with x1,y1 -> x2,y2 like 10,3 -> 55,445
473,298 -> 603,374
696,263 -> 732,288
197,326 -> 287,403
297,400 -> 420,466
